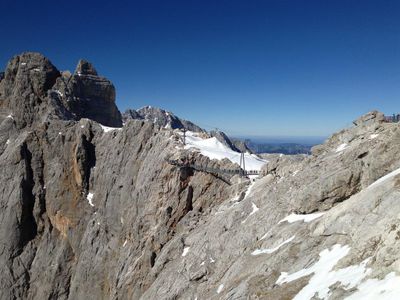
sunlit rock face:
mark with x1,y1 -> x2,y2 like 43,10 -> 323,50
1,52 -> 400,300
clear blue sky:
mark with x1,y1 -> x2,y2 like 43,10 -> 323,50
1,0 -> 399,137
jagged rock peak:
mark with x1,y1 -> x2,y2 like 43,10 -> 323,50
353,110 -> 385,126
210,130 -> 239,151
75,59 -> 98,76
123,106 -> 204,132
0,52 -> 60,99
0,52 -> 122,128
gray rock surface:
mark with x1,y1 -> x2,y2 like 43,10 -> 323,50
51,60 -> 122,127
0,52 -> 122,128
123,106 -> 204,132
0,52 -> 61,128
209,130 -> 240,152
231,138 -> 253,154
1,52 -> 400,300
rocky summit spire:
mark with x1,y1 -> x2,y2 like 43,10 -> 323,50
75,59 -> 98,76
0,52 -> 61,128
0,52 -> 122,128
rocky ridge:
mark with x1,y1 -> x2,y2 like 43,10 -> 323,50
123,106 -> 204,133
1,52 -> 400,299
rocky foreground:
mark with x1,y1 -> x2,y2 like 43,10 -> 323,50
1,52 -> 400,299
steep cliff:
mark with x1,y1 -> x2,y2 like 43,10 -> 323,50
0,53 -> 239,299
1,52 -> 400,300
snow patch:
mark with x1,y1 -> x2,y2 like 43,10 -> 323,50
279,212 -> 325,224
277,244 -> 371,300
244,180 -> 257,199
6,114 -> 14,119
123,240 -> 127,247
6,139 -> 10,145
336,143 -> 349,153
369,134 -> 379,140
252,235 -> 295,256
86,193 -> 95,207
182,247 -> 190,257
241,202 -> 259,224
345,272 -> 400,300
367,167 -> 400,190
100,124 -> 122,132
217,284 -> 224,294
183,131 -> 267,171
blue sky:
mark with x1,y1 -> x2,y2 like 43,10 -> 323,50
1,0 -> 399,137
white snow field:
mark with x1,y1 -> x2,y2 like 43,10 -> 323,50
182,131 -> 267,171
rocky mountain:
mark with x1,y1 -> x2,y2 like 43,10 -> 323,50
123,106 -> 204,132
0,52 -> 122,129
209,130 -> 252,154
1,52 -> 400,299
123,106 -> 253,154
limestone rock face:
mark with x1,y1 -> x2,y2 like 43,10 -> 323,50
2,53 -> 400,299
210,130 -> 253,154
0,52 -> 61,128
210,130 -> 239,151
51,60 -> 122,127
0,53 -> 122,128
75,59 -> 98,76
0,116 -> 236,299
123,106 -> 204,132
231,138 -> 252,153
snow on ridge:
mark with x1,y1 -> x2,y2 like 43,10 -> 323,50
345,272 -> 400,300
367,167 -> 400,190
182,131 -> 267,171
278,212 -> 325,224
252,235 -> 295,256
54,90 -> 63,97
100,124 -> 122,133
277,244 -> 372,300
336,143 -> 349,153
249,203 -> 259,216
182,247 -> 190,257
241,202 -> 259,224
87,193 -> 95,207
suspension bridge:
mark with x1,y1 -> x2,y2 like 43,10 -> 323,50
166,158 -> 260,178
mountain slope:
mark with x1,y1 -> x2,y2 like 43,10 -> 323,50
1,52 -> 400,300
123,106 -> 204,133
